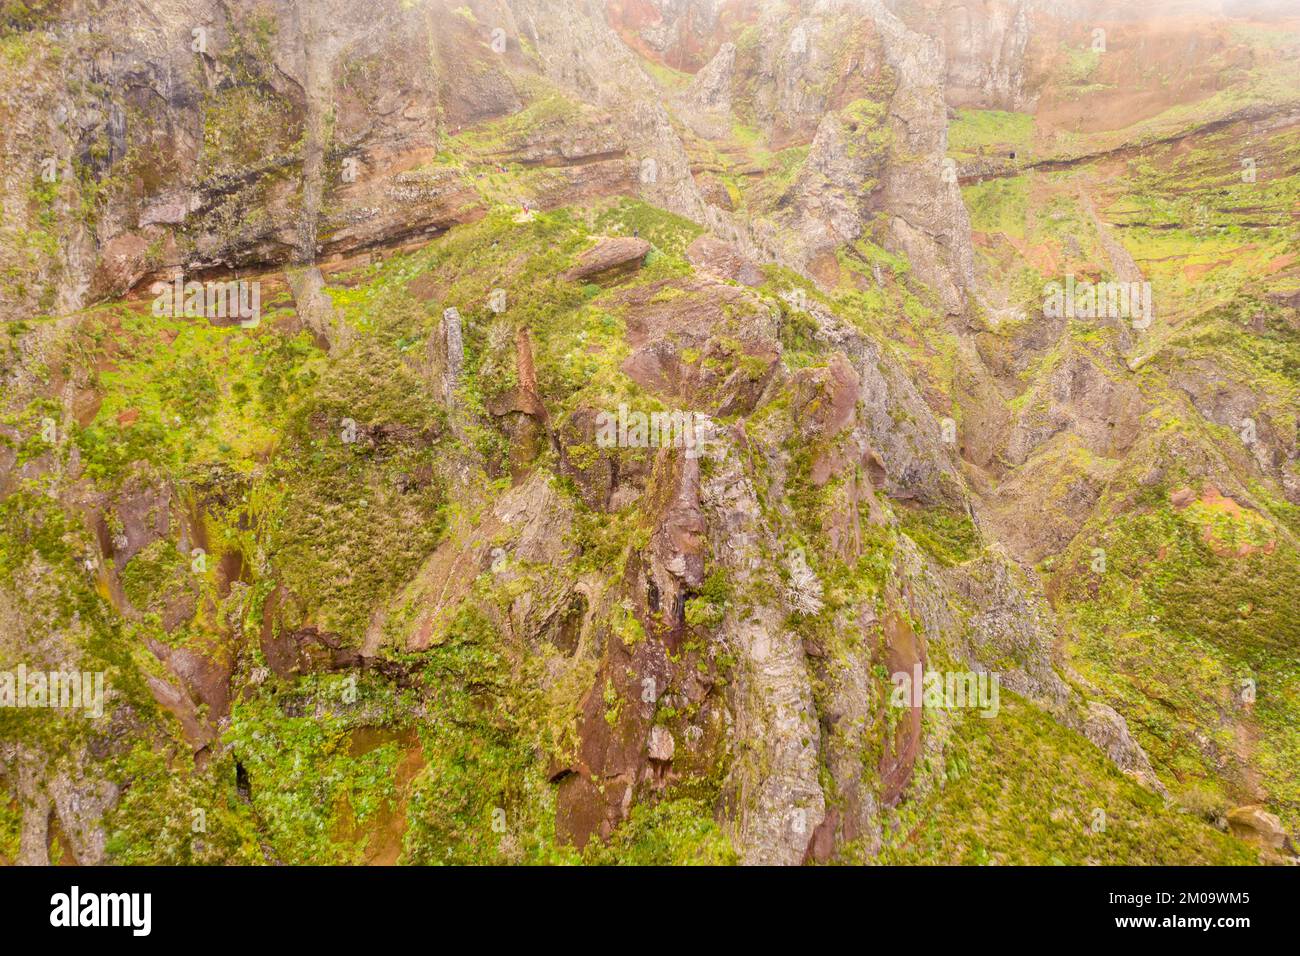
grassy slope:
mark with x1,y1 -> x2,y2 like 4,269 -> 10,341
878,693 -> 1256,865
5,35 -> 1294,858
948,48 -> 1300,841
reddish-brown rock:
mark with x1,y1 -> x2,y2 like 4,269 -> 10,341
685,235 -> 763,286
563,237 -> 651,283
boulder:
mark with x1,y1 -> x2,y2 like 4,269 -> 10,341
563,237 -> 650,283
647,725 -> 675,762
1226,805 -> 1296,854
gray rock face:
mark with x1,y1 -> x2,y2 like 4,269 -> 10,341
442,306 -> 465,404
896,0 -> 1035,110
685,235 -> 764,286
675,42 -> 735,139
1080,701 -> 1166,794
865,0 -> 977,315
668,1 -> 977,313
0,0 -> 455,316
768,110 -> 886,271
508,0 -> 707,221
647,724 -> 676,762
622,0 -> 729,70
702,430 -> 826,865
8,0 -> 978,326
806,302 -> 967,507
1168,357 -> 1299,502
899,536 -> 1168,796
1006,348 -> 1145,467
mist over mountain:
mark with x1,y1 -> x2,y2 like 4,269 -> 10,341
1,0 -> 1297,867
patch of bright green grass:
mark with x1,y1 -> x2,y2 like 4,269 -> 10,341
878,693 -> 1257,865
947,109 -> 1034,162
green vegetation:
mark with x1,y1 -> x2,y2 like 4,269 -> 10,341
963,174 -> 1030,238
1058,492 -> 1300,834
104,746 -> 264,865
898,506 -> 980,567
5,2 -> 1297,868
878,693 -> 1257,865
1060,46 -> 1103,89
586,798 -> 736,865
947,109 -> 1034,163
399,608 -> 575,864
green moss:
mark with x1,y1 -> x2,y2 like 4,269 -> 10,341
898,506 -> 981,567
876,693 -> 1256,865
73,306 -> 320,486
841,97 -> 892,161
963,174 -> 1030,238
1059,45 -> 1103,88
258,343 -> 449,644
120,538 -> 194,617
103,745 -> 264,864
222,673 -> 410,865
0,796 -> 20,864
584,797 -> 737,865
398,608 -> 576,864
0,485 -> 172,753
1058,492 -> 1300,833
591,198 -> 703,259
638,55 -> 692,92
684,568 -> 731,630
947,109 -> 1034,162
1,0 -> 62,33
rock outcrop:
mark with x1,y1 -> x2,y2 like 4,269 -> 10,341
3,0 -> 1295,869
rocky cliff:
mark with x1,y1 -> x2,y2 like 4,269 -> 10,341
1,0 -> 1297,865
